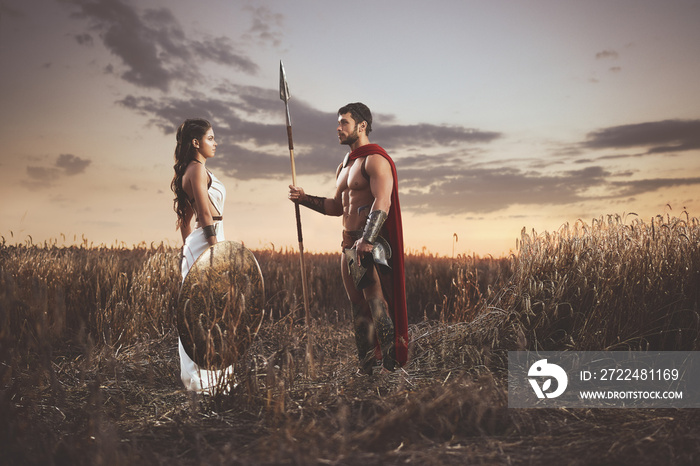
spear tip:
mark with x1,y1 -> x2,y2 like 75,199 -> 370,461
279,60 -> 290,102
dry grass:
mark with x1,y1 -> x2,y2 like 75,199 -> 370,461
506,212 -> 700,352
1,212 -> 699,465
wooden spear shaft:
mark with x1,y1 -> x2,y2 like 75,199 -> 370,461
279,61 -> 312,341
286,121 -> 311,324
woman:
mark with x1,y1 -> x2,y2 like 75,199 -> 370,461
171,118 -> 232,393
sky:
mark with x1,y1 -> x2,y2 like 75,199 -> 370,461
1,0 -> 700,257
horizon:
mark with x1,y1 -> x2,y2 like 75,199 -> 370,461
2,207 -> 686,261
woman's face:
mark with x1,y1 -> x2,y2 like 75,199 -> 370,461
194,128 -> 217,159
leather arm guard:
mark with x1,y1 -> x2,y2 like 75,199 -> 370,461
203,224 -> 217,238
299,194 -> 327,215
362,210 -> 388,244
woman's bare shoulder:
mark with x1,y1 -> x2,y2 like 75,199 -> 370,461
183,161 -> 207,180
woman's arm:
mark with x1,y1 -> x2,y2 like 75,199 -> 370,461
185,163 -> 218,246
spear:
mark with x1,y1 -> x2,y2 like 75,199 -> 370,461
279,61 -> 313,363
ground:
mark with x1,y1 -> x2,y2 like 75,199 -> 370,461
4,318 -> 699,466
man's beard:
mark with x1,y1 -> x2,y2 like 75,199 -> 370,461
339,126 -> 359,146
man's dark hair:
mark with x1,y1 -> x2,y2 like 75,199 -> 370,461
338,102 -> 372,135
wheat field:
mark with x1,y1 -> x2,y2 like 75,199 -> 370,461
1,212 -> 699,465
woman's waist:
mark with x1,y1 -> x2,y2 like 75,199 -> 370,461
194,217 -> 222,228
185,220 -> 224,244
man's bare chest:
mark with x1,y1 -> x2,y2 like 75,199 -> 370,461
337,158 -> 370,193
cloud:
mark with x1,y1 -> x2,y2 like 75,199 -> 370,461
612,177 -> 700,197
62,0 -> 258,90
25,154 -> 92,188
114,78 -> 700,216
56,153 -> 91,175
74,33 -> 93,46
583,119 -> 700,154
118,88 -> 503,182
190,37 -> 258,72
398,163 -> 613,214
243,5 -> 284,47
378,124 -> 501,149
397,155 -> 700,215
26,166 -> 60,182
208,143 -> 291,181
596,49 -> 619,59
445,120 -> 700,214
114,66 -> 700,216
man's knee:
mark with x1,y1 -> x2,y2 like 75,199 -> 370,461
366,297 -> 389,321
350,300 -> 367,318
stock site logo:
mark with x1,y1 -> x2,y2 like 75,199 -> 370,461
528,359 -> 568,399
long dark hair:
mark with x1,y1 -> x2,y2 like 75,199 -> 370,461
171,118 -> 211,229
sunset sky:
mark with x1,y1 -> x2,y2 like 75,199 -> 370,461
1,0 -> 699,256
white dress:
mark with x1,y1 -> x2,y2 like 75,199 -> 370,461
178,170 -> 233,393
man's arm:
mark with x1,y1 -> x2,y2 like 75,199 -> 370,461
288,164 -> 343,217
289,189 -> 342,216
355,154 -> 393,253
366,154 -> 393,213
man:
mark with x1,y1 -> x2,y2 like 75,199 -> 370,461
288,102 -> 408,374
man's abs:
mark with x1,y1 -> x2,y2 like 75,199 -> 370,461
338,157 -> 374,230
342,198 -> 373,231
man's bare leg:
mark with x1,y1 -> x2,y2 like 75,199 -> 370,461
342,256 -> 375,374
351,302 -> 374,374
358,265 -> 396,372
342,256 -> 397,373
366,297 -> 396,371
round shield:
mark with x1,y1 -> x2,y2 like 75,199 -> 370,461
177,241 -> 265,369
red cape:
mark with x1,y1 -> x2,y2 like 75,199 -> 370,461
347,143 -> 409,366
